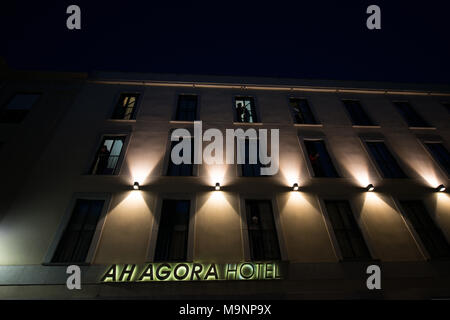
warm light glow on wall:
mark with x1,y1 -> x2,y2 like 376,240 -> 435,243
205,165 -> 227,187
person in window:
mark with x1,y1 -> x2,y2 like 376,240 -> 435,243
243,106 -> 251,122
236,102 -> 245,122
309,151 -> 320,172
293,106 -> 304,123
96,145 -> 110,174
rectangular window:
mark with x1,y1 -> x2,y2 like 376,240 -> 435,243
366,141 -> 407,178
393,101 -> 430,127
167,137 -> 194,176
245,200 -> 281,261
176,95 -> 198,121
289,98 -> 317,124
442,102 -> 450,113
342,99 -> 375,126
304,140 -> 339,177
400,200 -> 450,259
91,136 -> 126,175
52,199 -> 104,263
111,93 -> 139,120
424,142 -> 450,176
235,96 -> 257,123
154,199 -> 190,261
325,200 -> 371,260
241,139 -> 263,177
0,93 -> 40,123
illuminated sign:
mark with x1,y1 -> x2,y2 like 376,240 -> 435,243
101,262 -> 284,282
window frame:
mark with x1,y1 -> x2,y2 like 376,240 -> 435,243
109,91 -> 142,121
43,193 -> 111,265
146,194 -> 196,262
419,137 -> 450,179
0,92 -> 42,124
232,95 -> 262,124
318,197 -> 377,261
391,100 -> 433,129
239,195 -> 287,261
340,99 -> 378,127
287,95 -> 321,126
86,133 -> 131,176
171,93 -> 200,122
163,129 -> 198,177
298,136 -> 342,178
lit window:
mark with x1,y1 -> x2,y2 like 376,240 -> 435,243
365,141 -> 407,178
52,199 -> 104,263
400,200 -> 450,259
393,101 -> 430,127
424,142 -> 450,176
176,95 -> 198,121
342,99 -> 375,126
304,140 -> 339,177
289,98 -> 317,124
245,200 -> 281,261
325,200 -> 371,260
154,199 -> 190,261
111,93 -> 139,120
0,93 -> 40,123
235,96 -> 257,123
91,136 -> 125,175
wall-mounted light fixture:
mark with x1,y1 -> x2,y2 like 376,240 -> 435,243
133,182 -> 140,190
366,184 -> 375,192
292,183 -> 299,191
436,184 -> 446,192
215,182 -> 221,191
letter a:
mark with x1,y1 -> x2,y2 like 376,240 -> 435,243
366,5 -> 381,30
366,265 -> 381,290
66,5 -> 81,30
66,265 -> 81,290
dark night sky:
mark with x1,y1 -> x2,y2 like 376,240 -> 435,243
1,1 -> 450,84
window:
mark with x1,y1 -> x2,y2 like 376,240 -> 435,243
91,136 -> 126,175
111,93 -> 139,120
424,142 -> 450,176
167,137 -> 194,176
245,200 -> 281,261
342,99 -> 375,126
176,95 -> 198,121
241,139 -> 264,177
235,96 -> 257,123
289,98 -> 317,124
0,93 -> 40,123
304,140 -> 339,177
393,101 -> 430,127
442,102 -> 450,113
400,201 -> 450,259
324,200 -> 371,260
52,199 -> 104,263
154,199 -> 190,261
365,141 -> 407,178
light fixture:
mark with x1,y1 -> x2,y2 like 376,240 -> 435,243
436,184 -> 446,192
215,182 -> 221,191
292,183 -> 299,191
133,182 -> 140,190
366,184 -> 375,192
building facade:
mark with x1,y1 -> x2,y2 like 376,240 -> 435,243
0,66 -> 450,299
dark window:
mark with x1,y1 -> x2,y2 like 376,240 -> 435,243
0,93 -> 40,123
241,139 -> 264,177
235,97 -> 257,123
176,95 -> 198,121
91,136 -> 126,175
342,100 -> 375,126
424,142 -> 450,176
366,141 -> 407,178
393,101 -> 430,127
154,199 -> 190,261
111,93 -> 139,120
442,102 -> 450,113
400,201 -> 450,259
289,98 -> 317,124
245,200 -> 281,261
325,200 -> 371,260
52,199 -> 104,263
167,137 -> 194,176
304,140 -> 339,177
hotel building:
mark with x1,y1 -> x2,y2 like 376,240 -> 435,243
1,60 -> 450,299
